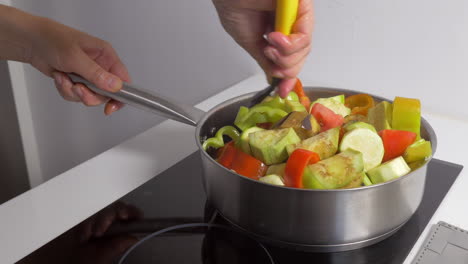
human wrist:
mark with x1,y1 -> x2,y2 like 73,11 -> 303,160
0,5 -> 41,63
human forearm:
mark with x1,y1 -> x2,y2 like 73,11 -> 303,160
0,4 -> 39,62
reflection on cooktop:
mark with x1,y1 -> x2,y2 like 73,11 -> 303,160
18,153 -> 463,264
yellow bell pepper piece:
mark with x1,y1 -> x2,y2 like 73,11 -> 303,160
392,97 -> 421,139
403,139 -> 432,163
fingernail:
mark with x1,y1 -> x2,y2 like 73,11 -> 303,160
107,104 -> 119,115
52,72 -> 62,85
107,75 -> 121,92
265,49 -> 277,62
73,85 -> 83,100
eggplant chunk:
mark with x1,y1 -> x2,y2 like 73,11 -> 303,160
286,127 -> 340,159
303,149 -> 364,189
274,112 -> 320,139
249,128 -> 301,165
339,171 -> 366,189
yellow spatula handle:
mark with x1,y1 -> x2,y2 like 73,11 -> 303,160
275,0 -> 299,36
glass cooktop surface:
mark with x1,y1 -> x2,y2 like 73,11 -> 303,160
19,153 -> 463,264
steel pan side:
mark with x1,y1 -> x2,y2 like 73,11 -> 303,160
195,87 -> 434,248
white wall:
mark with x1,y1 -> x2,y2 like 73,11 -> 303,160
0,60 -> 30,204
9,0 -> 468,185
11,0 -> 258,183
299,0 -> 468,121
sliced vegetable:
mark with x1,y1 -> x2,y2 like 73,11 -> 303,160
274,111 -> 319,139
234,105 -> 288,131
340,171 -> 366,189
285,100 -> 307,112
231,149 -> 268,180
303,149 -> 364,189
293,79 -> 307,98
266,163 -> 286,178
249,128 -> 302,165
311,96 -> 351,118
367,156 -> 411,184
344,114 -> 368,124
293,79 -> 311,109
368,101 -> 393,132
343,121 -> 377,134
256,122 -> 273,129
284,149 -> 320,188
260,92 -> 299,110
363,174 -> 373,186
403,139 -> 432,163
392,97 -> 421,139
259,174 -> 285,186
275,111 -> 309,129
345,94 -> 375,116
328,94 -> 345,104
285,91 -> 300,102
379,129 -> 417,162
310,103 -> 344,132
301,114 -> 321,137
287,127 -> 340,159
202,126 -> 240,150
216,141 -> 237,168
408,160 -> 427,171
340,127 -> 384,171
238,126 -> 264,155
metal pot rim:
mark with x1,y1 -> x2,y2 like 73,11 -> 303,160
195,86 -> 437,193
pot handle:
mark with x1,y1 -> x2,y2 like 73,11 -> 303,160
68,74 -> 205,127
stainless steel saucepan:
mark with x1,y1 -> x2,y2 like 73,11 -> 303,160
68,74 -> 437,252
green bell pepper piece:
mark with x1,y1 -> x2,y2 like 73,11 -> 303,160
403,139 -> 432,163
202,125 -> 240,150
234,106 -> 288,131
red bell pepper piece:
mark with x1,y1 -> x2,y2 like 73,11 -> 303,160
216,141 -> 237,168
217,142 -> 268,180
231,149 -> 268,180
310,103 -> 344,132
379,129 -> 417,162
293,79 -> 311,109
284,149 -> 320,188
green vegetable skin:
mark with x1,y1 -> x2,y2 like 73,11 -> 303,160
286,127 -> 340,159
343,121 -> 377,133
368,101 -> 393,132
340,171 -> 366,189
234,106 -> 287,131
285,100 -> 306,112
403,139 -> 432,163
363,175 -> 373,186
234,92 -> 300,131
249,128 -> 302,165
367,156 -> 411,184
392,97 -> 421,139
202,126 -> 240,150
303,149 -> 364,189
310,95 -> 351,117
238,127 -> 264,155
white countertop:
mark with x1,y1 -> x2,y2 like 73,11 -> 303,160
1,74 -> 467,263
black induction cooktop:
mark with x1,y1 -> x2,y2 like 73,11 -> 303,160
18,153 -> 463,264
